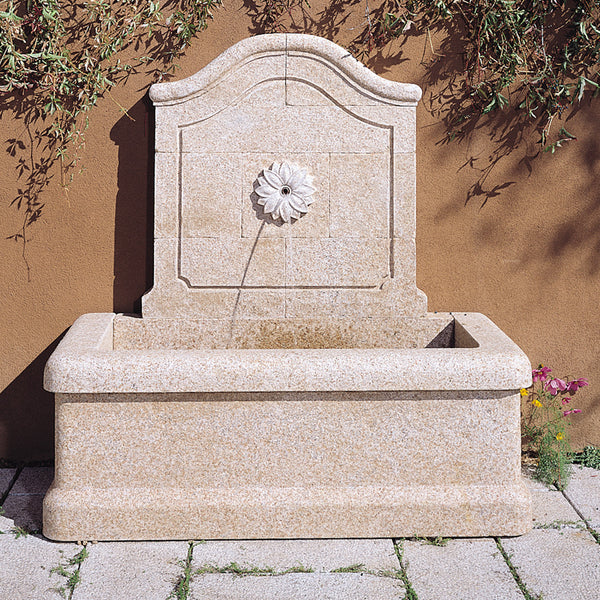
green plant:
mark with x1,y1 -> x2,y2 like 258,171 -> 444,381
11,525 -> 29,538
194,561 -> 314,576
169,541 -> 195,600
572,445 -> 600,469
51,546 -> 88,600
350,0 -> 600,151
521,365 -> 588,489
331,563 -> 367,573
410,536 -> 449,546
392,540 -> 419,600
1,0 -> 222,277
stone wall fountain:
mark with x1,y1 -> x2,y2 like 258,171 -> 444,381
43,34 -> 532,541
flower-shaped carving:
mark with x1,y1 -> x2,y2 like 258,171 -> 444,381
254,162 -> 316,223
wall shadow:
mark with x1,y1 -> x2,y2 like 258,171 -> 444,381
110,96 -> 155,314
0,337 -> 63,461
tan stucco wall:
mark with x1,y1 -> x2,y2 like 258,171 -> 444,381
1,2 -> 598,459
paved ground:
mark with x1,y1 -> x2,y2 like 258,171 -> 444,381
0,465 -> 598,599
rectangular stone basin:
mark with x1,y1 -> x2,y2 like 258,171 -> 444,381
43,311 -> 532,541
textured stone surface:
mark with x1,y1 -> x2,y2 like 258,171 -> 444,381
45,312 -> 531,393
190,573 -> 405,600
0,528 -> 79,600
563,466 -> 600,531
43,33 -> 531,541
10,467 -> 54,494
501,528 -> 600,600
74,542 -> 189,600
144,33 -> 427,319
192,539 -> 399,572
0,468 -> 16,496
524,475 -> 584,527
2,468 -> 54,531
2,493 -> 45,531
112,314 -> 454,351
42,382 -> 530,540
402,538 -> 522,600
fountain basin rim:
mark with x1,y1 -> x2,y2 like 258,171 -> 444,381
44,312 -> 531,393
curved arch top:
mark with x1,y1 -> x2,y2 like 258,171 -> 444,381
149,33 -> 422,106
144,32 -> 427,320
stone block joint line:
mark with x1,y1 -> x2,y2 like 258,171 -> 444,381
168,541 -> 195,600
0,466 -> 22,506
494,538 -> 542,600
560,487 -> 600,545
51,544 -> 89,600
392,539 -> 419,600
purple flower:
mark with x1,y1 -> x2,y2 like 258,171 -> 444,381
561,397 -> 571,405
545,378 -> 567,395
572,409 -> 582,414
567,378 -> 589,392
532,366 -> 552,383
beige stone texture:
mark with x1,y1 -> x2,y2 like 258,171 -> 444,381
42,34 -> 532,541
43,349 -> 530,540
183,102 -> 388,154
181,154 -> 243,238
284,238 -> 389,287
44,312 -> 531,393
329,153 -> 389,239
113,314 -> 454,350
144,33 -> 426,319
180,238 -> 285,287
284,34 -> 421,105
393,153 -> 417,239
154,152 -> 179,239
154,53 -> 287,152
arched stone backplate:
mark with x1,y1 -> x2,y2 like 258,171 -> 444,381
143,34 -> 427,318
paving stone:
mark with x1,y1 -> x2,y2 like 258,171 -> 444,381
1,467 -> 55,532
0,468 -> 16,497
0,527 -> 80,600
528,485 -> 584,528
501,528 -> 600,600
189,572 -> 405,600
402,538 -> 522,600
2,490 -> 45,531
563,466 -> 600,531
192,539 -> 399,573
73,541 -> 189,600
9,467 -> 54,494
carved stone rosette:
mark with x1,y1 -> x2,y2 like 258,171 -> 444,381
254,162 -> 316,223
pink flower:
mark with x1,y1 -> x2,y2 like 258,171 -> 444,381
563,410 -> 573,416
572,409 -> 582,414
545,378 -> 567,395
561,397 -> 571,405
532,366 -> 552,382
567,378 -> 589,392
563,408 -> 582,417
